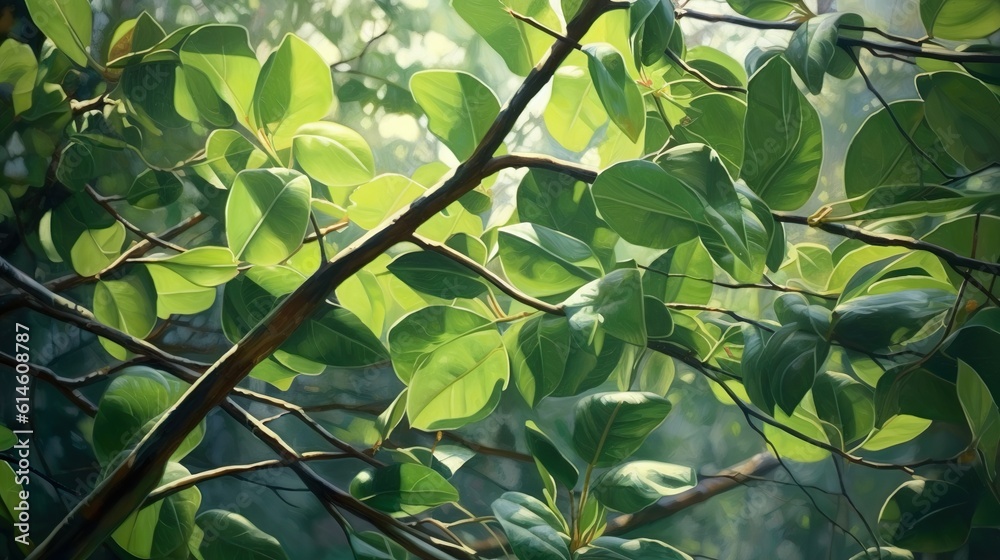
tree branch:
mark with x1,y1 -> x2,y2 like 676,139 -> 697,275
675,9 -> 1000,64
604,452 -> 779,535
409,234 -> 564,315
26,2 -> 625,557
85,185 -> 187,253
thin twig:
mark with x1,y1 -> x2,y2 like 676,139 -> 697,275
85,185 -> 187,253
664,48 -> 747,94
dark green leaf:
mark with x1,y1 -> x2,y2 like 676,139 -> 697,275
573,392 -> 672,467
592,460 -> 696,513
350,463 -> 459,517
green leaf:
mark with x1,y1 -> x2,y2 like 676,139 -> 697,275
409,70 -> 500,160
195,510 -> 289,560
515,169 -> 616,264
253,34 -> 334,151
725,0 -> 809,20
831,289 -> 954,351
862,414 -> 932,451
630,0 -> 676,67
873,366 -> 965,428
350,463 -> 459,516
813,371 -> 874,446
544,65 -> 608,152
70,223 -> 125,277
0,40 -> 38,114
194,129 -> 269,190
785,13 -> 864,94
452,0 -> 562,76
491,492 -> 571,560
347,529 -> 412,560
525,421 -> 579,489
112,462 -> 201,560
387,305 -> 493,384
956,360 -> 1000,446
564,269 -> 647,347
226,169 -> 312,265
920,0 -> 1000,39
592,461 -> 696,513
406,329 -> 508,430
375,390 -> 408,445
386,251 -> 487,299
577,537 -> 692,559
741,57 -> 822,211
669,93 -> 747,178
641,240 -> 714,305
349,174 -> 426,230
552,329 -> 626,398
591,159 -> 702,250
146,265 -> 216,319
498,223 -> 603,300
93,271 -> 157,360
293,121 -> 375,187
917,71 -> 1000,170
506,314 -> 572,406
573,392 -> 672,467
93,366 -> 205,464
179,25 -> 261,119
222,265 -> 305,342
25,0 -> 93,67
138,247 -> 239,287
584,43 -> 645,142
878,479 -> 976,552
126,170 -> 184,210
743,324 -> 829,415
282,304 -> 388,368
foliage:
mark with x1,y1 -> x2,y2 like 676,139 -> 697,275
1,0 -> 1000,558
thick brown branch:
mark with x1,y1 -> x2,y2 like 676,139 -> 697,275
604,452 -> 780,535
28,2 -> 623,558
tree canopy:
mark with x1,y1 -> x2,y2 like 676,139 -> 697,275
1,0 -> 999,559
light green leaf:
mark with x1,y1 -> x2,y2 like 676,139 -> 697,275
920,0 -> 1000,39
196,510 -> 289,560
591,159 -> 703,250
406,329 -> 508,431
349,174 -> 426,230
252,34 -> 333,152
862,415 -> 932,451
641,239 -> 714,305
93,366 -> 205,464
498,223 -> 603,300
724,0 -> 810,20
670,93 -> 747,178
387,305 -> 493,384
293,121 -> 374,187
70,223 -> 126,277
113,462 -> 201,560
194,129 -> 269,190
452,0 -> 562,76
0,40 -> 38,114
573,392 -> 672,467
409,70 -> 500,160
25,0 -> 92,67
584,43 -> 645,142
145,265 -> 216,319
137,247 -> 238,287
741,57 -> 822,211
179,25 -> 261,119
593,461 -> 696,513
226,169 -> 311,265
544,65 -> 608,152
350,463 -> 459,517
956,360 -> 1000,446
93,271 -> 157,360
